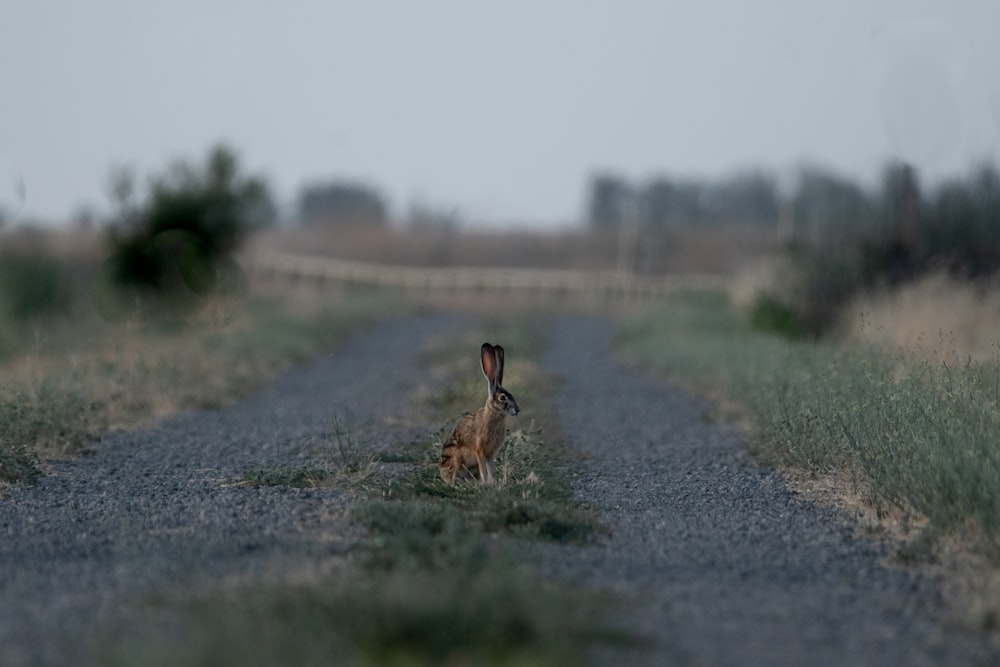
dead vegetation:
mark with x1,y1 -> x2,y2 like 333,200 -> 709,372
249,222 -> 778,275
842,272 -> 1000,364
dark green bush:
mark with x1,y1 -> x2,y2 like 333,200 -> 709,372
749,293 -> 803,339
793,248 -> 865,336
102,144 -> 272,316
922,167 -> 1000,278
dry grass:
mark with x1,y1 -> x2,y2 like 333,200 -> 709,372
250,223 -> 777,276
0,225 -> 103,258
0,287 -> 403,477
842,272 -> 1000,364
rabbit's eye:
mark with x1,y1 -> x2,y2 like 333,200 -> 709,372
498,394 -> 507,402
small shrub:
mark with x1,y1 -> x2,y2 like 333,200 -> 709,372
791,247 -> 865,336
0,438 -> 40,484
102,144 -> 273,318
749,293 -> 803,339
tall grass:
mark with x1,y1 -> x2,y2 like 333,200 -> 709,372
617,291 -> 1000,556
0,286 -> 405,483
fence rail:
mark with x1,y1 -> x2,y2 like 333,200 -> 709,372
246,250 -> 729,299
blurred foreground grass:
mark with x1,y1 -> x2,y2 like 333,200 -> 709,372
617,291 -> 1000,560
0,287 -> 404,483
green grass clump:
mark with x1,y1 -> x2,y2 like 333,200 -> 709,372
617,290 -> 1000,556
0,379 -> 101,465
0,405 -> 41,484
239,465 -> 332,488
388,421 -> 599,545
749,293 -> 803,339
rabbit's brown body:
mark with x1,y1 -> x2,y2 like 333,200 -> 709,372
439,343 -> 520,484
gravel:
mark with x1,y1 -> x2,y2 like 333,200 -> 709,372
1,311 -> 997,666
538,315 -> 998,666
0,313 -> 457,667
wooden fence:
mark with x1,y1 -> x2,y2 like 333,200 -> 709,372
245,250 -> 729,300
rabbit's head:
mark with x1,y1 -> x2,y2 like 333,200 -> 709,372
481,343 -> 520,417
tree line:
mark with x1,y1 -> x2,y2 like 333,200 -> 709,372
586,161 -> 1000,277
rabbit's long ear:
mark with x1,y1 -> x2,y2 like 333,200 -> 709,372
481,343 -> 498,390
494,345 -> 505,386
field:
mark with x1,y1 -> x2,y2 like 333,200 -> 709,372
3,223 -> 1000,661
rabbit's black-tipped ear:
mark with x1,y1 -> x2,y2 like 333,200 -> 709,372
494,345 -> 505,386
481,343 -> 498,388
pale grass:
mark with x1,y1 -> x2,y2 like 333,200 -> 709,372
250,223 -> 777,275
728,256 -> 784,309
1,288 -> 401,461
842,272 -> 1000,364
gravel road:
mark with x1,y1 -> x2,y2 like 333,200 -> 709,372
1,312 -> 997,666
0,313 -> 457,667
538,315 -> 997,666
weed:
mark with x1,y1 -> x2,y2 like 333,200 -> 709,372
240,414 -> 378,489
328,414 -> 378,482
239,465 -> 331,489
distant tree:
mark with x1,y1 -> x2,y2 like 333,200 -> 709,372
406,200 -> 460,232
635,171 -> 777,228
638,178 -> 677,228
792,165 -> 877,241
107,164 -> 138,214
297,181 -> 388,225
706,170 -> 780,224
635,177 -> 701,227
924,163 -> 1000,277
100,144 -> 273,317
587,172 -> 632,228
877,162 -> 919,240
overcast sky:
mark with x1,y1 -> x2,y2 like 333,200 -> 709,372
2,1 -> 999,226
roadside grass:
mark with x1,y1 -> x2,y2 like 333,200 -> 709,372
103,320 -> 622,666
0,287 -> 404,483
617,291 -> 1000,548
616,290 -> 1000,622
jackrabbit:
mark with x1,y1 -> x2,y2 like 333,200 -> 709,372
439,342 -> 520,483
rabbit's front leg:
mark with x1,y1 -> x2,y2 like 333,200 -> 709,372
482,457 -> 496,484
475,452 -> 494,484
